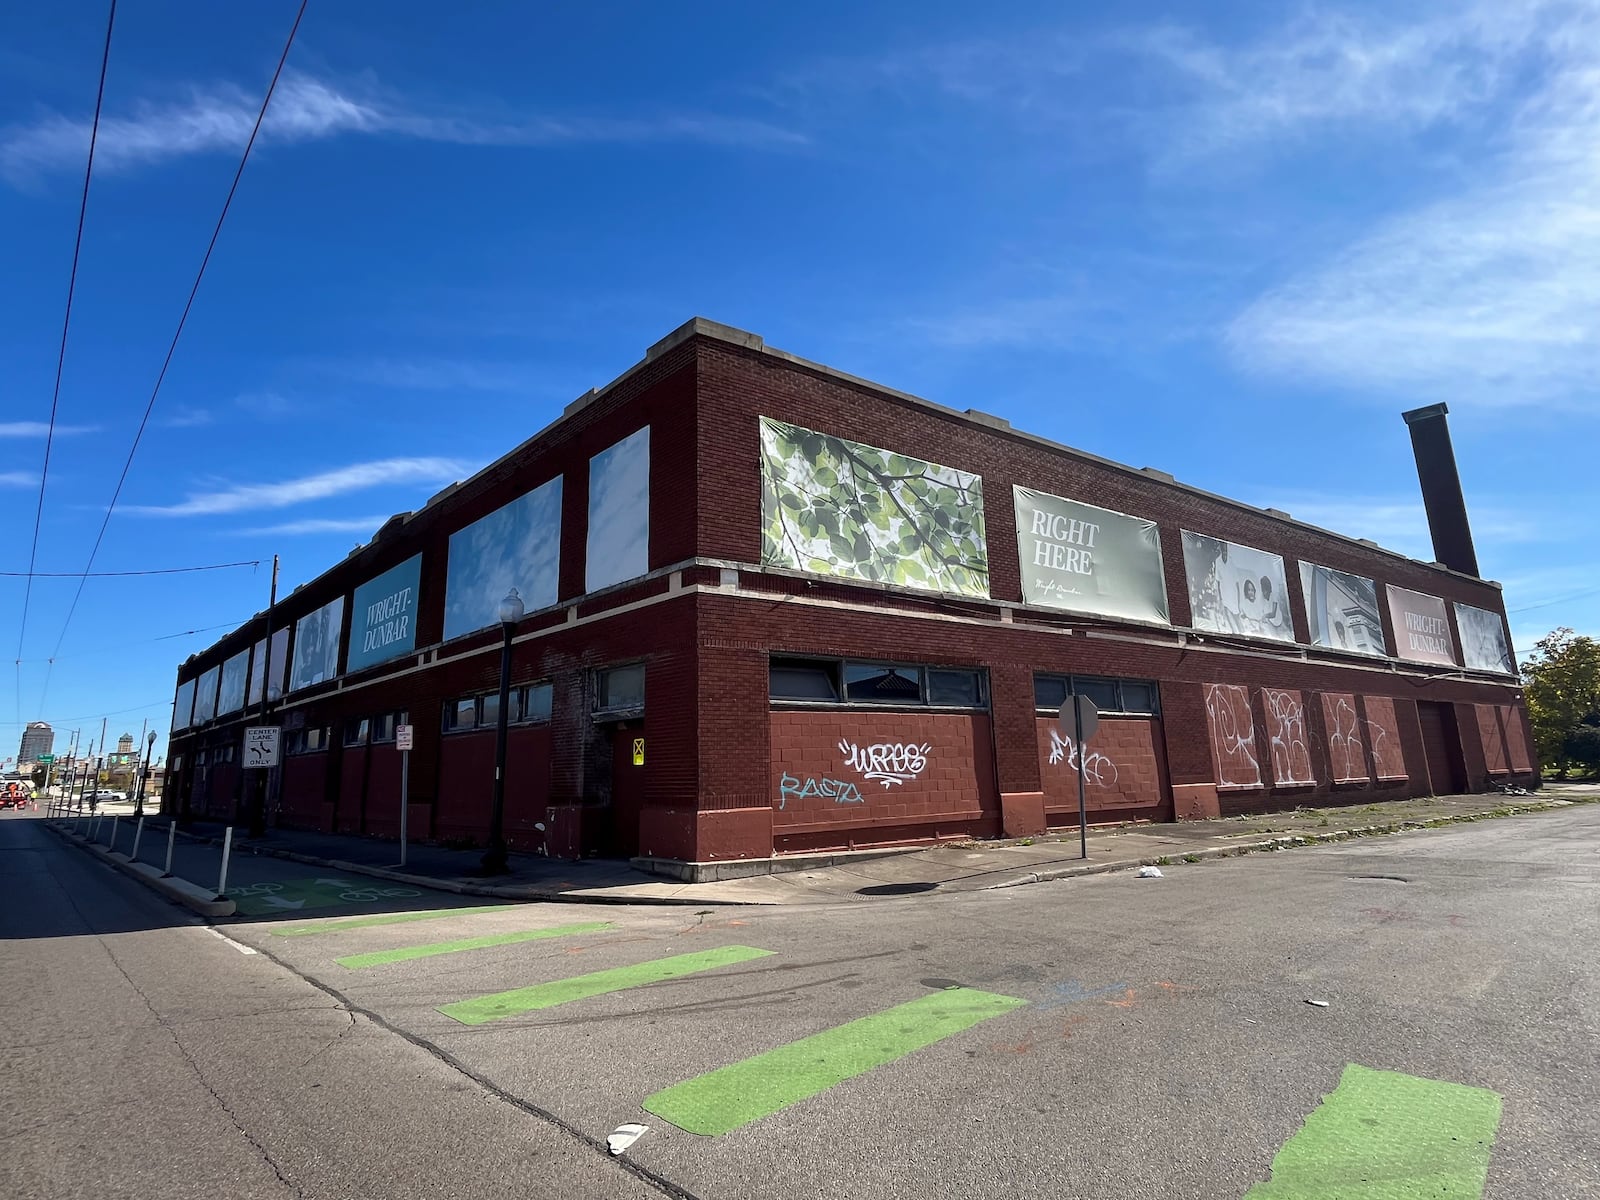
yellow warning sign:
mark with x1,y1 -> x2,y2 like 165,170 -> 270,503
632,737 -> 645,766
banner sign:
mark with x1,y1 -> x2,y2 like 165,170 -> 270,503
193,665 -> 220,724
444,476 -> 561,642
290,597 -> 345,691
173,678 -> 195,730
1013,487 -> 1168,622
348,555 -> 422,673
760,417 -> 989,599
1454,602 -> 1514,674
1386,585 -> 1458,666
218,649 -> 249,715
1181,532 -> 1294,642
586,426 -> 651,592
1299,562 -> 1387,657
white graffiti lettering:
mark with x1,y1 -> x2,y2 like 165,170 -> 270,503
1046,729 -> 1119,786
837,740 -> 931,787
777,772 -> 865,810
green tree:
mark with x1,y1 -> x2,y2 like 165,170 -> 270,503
1521,628 -> 1600,777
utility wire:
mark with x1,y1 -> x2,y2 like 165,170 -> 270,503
38,0 -> 309,715
1,559 -> 258,578
14,0 -> 118,740
12,617 -> 254,666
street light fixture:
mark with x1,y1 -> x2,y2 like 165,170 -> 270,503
480,587 -> 524,875
134,729 -> 157,819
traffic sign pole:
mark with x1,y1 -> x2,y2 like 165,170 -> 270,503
396,724 -> 414,867
1074,696 -> 1088,860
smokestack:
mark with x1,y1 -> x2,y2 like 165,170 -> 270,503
1401,402 -> 1479,577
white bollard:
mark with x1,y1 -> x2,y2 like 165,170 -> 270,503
132,817 -> 145,862
109,817 -> 120,854
216,826 -> 234,898
164,822 -> 177,876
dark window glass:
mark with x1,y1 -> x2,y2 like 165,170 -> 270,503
1119,682 -> 1160,716
480,692 -> 500,727
444,698 -> 477,732
1075,678 -> 1119,712
844,663 -> 923,704
372,712 -> 396,743
927,668 -> 984,708
304,727 -> 328,753
520,684 -> 553,723
597,664 -> 645,711
171,755 -> 183,771
344,718 -> 370,747
1034,675 -> 1069,711
770,659 -> 839,701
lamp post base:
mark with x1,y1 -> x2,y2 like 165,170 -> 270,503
479,842 -> 510,875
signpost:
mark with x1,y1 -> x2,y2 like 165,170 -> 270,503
396,724 -> 413,866
244,726 -> 281,769
1058,695 -> 1099,861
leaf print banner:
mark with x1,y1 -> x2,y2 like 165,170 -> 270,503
759,418 -> 990,598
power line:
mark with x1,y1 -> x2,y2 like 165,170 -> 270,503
13,616 -> 254,666
38,0 -> 309,716
1,559 -> 259,578
14,0 -> 118,743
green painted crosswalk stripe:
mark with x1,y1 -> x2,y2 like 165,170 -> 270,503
270,904 -> 522,937
644,986 -> 1025,1136
1246,1064 -> 1502,1198
335,921 -> 612,969
437,945 -> 774,1025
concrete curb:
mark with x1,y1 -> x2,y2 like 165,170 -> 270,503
45,821 -> 236,917
984,799 -> 1577,890
160,827 -> 763,906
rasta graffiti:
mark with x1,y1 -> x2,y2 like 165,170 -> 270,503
1046,729 -> 1119,786
777,773 -> 865,810
838,740 -> 931,788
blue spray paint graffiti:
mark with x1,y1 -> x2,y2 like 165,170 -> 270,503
777,773 -> 866,810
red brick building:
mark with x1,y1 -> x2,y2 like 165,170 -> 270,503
164,319 -> 1534,874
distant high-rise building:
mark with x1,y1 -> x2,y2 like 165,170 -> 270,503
18,722 -> 54,767
117,733 -> 134,755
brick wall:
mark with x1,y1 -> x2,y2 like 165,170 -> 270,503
1035,716 -> 1168,822
769,709 -> 998,851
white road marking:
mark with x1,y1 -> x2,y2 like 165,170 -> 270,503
205,927 -> 257,955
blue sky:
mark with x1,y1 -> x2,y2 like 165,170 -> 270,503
4,0 -> 1596,765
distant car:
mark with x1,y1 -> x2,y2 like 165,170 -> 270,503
90,789 -> 125,803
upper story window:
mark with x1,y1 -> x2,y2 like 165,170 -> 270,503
771,658 -> 988,709
596,664 -> 645,713
444,685 -> 555,732
344,718 -> 370,748
1033,674 -> 1161,717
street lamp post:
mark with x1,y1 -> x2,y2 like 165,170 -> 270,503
134,730 -> 157,819
480,587 -> 524,875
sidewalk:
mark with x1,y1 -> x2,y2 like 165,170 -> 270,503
108,783 -> 1600,907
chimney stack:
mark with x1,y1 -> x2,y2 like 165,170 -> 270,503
1401,402 -> 1479,577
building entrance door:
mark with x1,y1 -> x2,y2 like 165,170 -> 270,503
1416,701 -> 1466,795
609,724 -> 645,858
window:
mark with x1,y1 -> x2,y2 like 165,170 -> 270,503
372,711 -> 406,743
516,683 -> 553,724
771,658 -> 839,702
1033,674 -> 1161,717
928,668 -> 986,708
844,663 -> 924,704
596,664 -> 645,712
480,691 -> 501,727
286,727 -> 330,755
771,658 -> 989,709
344,718 -> 370,747
218,745 -> 236,765
443,697 -> 478,733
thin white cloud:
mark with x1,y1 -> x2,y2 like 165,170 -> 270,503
235,515 -> 390,537
1256,493 -> 1545,560
0,470 -> 35,487
159,405 -> 214,429
0,421 -> 99,437
122,457 -> 465,517
0,71 -> 804,183
1195,1 -> 1600,407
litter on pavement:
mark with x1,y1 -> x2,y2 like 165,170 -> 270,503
607,1123 -> 648,1155
1137,865 -> 1164,878
1305,999 -> 1330,1008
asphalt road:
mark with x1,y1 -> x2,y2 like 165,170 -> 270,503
4,805 -> 1597,1198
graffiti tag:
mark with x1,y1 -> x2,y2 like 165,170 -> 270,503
1046,729 -> 1119,786
838,740 -> 931,788
777,772 -> 865,810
